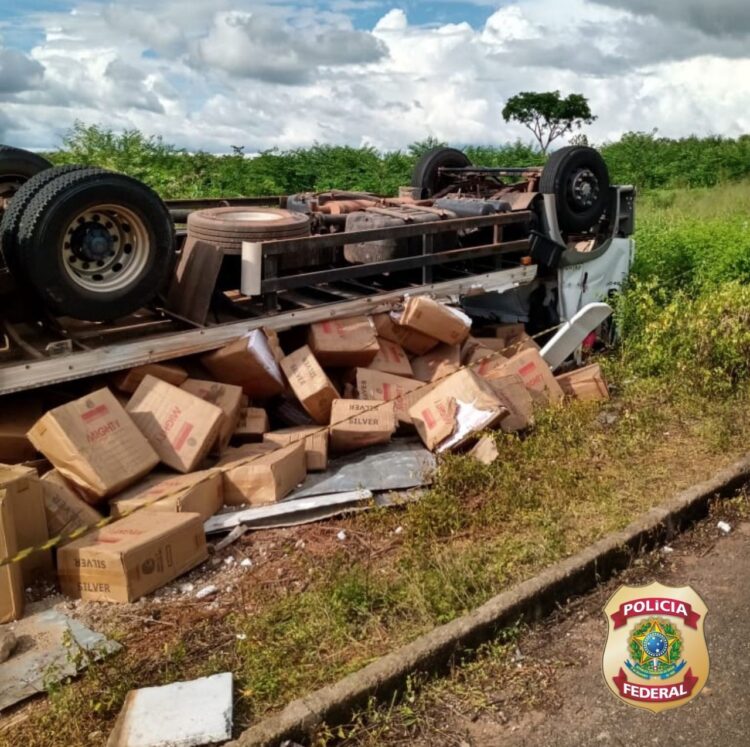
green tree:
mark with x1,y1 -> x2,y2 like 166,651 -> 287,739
502,91 -> 596,154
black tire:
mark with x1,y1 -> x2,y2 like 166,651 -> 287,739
0,165 -> 100,274
411,147 -> 471,198
16,170 -> 175,321
0,146 -> 52,199
539,146 -> 609,233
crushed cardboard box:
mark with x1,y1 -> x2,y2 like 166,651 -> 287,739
234,407 -> 270,443
41,470 -> 103,546
368,337 -> 413,378
355,368 -> 425,426
0,397 -> 41,464
397,297 -> 472,346
409,368 -> 508,452
127,376 -> 224,473
484,374 -> 535,432
57,512 -> 207,603
308,316 -> 380,368
479,348 -> 564,406
372,312 -> 439,355
555,363 -> 610,402
110,470 -> 223,522
329,399 -> 396,453
180,379 -> 243,453
113,363 -> 189,394
280,346 -> 340,425
222,441 -> 307,507
263,426 -> 328,471
201,329 -> 286,399
27,388 -> 159,501
411,344 -> 462,383
0,480 -> 23,623
0,465 -> 52,583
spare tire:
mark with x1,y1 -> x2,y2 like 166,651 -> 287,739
0,165 -> 100,274
187,207 -> 317,270
0,145 -> 52,206
540,146 -> 609,233
16,170 -> 175,321
411,147 -> 471,198
187,207 -> 310,236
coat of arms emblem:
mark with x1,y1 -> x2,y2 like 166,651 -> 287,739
602,582 -> 709,712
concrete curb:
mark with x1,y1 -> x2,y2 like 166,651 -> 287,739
230,455 -> 750,746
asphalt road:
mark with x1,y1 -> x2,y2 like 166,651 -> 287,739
458,521 -> 750,747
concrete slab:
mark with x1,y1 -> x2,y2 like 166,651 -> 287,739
107,672 -> 233,747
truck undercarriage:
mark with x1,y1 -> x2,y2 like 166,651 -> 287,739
0,145 -> 634,396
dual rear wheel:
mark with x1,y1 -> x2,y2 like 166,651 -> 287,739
0,147 -> 175,321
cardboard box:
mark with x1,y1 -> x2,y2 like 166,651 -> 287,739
263,426 -> 328,471
411,344 -> 462,383
461,337 -> 509,362
127,376 -> 224,473
113,363 -> 189,394
555,364 -> 610,402
180,379 -> 243,453
57,512 -> 208,603
222,442 -> 307,506
110,470 -> 223,522
201,329 -> 286,399
328,399 -> 396,453
27,388 -> 159,501
280,346 -> 341,425
372,313 -> 439,355
0,484 -> 23,623
368,337 -> 413,378
0,397 -> 41,463
41,470 -> 103,546
484,374 -> 535,432
397,297 -> 471,346
487,324 -> 540,356
234,407 -> 270,443
307,316 -> 380,367
408,369 -> 508,452
0,465 -> 52,583
480,349 -> 564,406
355,368 -> 425,425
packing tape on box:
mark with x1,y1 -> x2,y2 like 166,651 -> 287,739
0,322 -> 568,569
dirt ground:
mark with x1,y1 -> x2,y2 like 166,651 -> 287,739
349,496 -> 750,747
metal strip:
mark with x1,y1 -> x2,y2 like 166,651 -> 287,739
0,265 -> 537,395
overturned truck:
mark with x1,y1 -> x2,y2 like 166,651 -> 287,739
0,144 -> 634,396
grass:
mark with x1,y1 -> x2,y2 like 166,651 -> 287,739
7,377 -> 750,747
6,183 -> 750,745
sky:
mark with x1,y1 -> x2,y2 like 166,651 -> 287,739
1,0 -> 749,152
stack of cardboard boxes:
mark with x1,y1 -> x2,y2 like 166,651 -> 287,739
0,296 -> 609,619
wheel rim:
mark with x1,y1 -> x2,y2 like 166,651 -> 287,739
61,204 -> 150,293
567,168 -> 600,212
0,175 -> 27,207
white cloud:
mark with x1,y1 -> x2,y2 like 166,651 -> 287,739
2,0 -> 750,153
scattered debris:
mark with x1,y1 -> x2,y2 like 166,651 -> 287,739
717,521 -> 732,534
337,530 -> 347,541
0,604 -> 120,711
0,629 -> 16,663
195,585 -> 218,600
468,435 -> 500,465
107,672 -> 233,747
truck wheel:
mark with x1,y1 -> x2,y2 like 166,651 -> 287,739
16,170 -> 175,321
0,145 -> 52,207
539,146 -> 610,233
0,165 -> 100,274
411,147 -> 471,198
